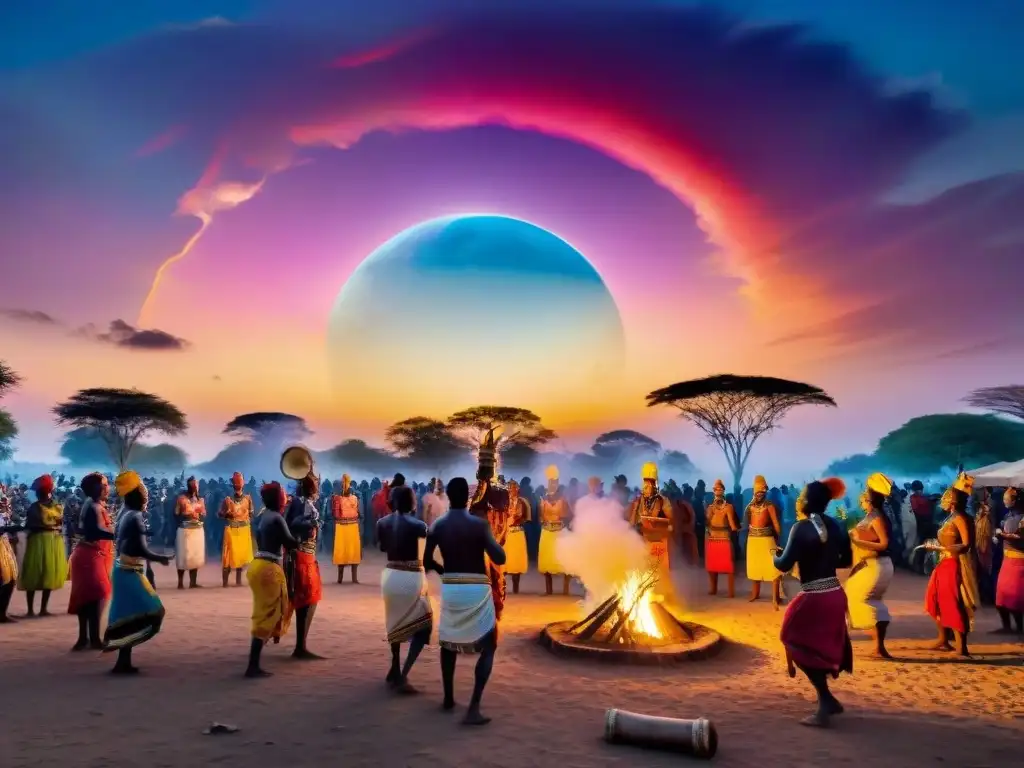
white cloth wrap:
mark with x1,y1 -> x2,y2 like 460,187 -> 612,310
381,565 -> 432,644
175,527 -> 206,570
438,573 -> 495,653
845,556 -> 894,629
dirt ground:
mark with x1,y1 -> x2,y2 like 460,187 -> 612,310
1,553 -> 1021,768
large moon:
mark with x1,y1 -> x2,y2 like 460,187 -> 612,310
326,214 -> 626,424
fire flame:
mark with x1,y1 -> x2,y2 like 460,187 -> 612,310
617,571 -> 663,639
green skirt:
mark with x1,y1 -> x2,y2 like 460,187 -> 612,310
19,531 -> 69,591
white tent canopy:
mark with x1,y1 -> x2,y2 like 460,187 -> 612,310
970,458 -> 1024,487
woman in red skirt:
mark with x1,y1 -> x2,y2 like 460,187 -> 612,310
923,473 -> 977,656
68,473 -> 116,650
773,477 -> 853,728
285,473 -> 324,660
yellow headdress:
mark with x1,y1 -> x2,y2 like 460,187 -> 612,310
753,475 -> 767,493
713,479 -> 725,492
939,488 -> 955,512
545,465 -> 560,481
641,462 -> 658,482
1005,487 -> 1019,506
115,470 -> 142,497
866,472 -> 893,496
952,472 -> 974,495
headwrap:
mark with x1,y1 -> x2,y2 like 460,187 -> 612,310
231,471 -> 244,485
31,474 -> 55,496
866,472 -> 894,497
341,473 -> 351,492
545,465 -> 560,481
260,481 -> 287,512
802,477 -> 846,517
115,471 -> 142,497
641,462 -> 658,482
952,472 -> 974,495
753,475 -> 768,493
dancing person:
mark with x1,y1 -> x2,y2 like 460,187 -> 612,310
844,473 -> 895,658
0,490 -> 22,623
705,479 -> 739,598
174,477 -> 206,589
245,482 -> 297,678
923,473 -> 978,656
331,474 -> 362,584
102,471 -> 171,675
219,472 -> 254,588
377,485 -> 433,693
627,462 -> 675,601
538,465 -> 571,596
743,475 -> 784,608
67,473 -> 115,651
774,477 -> 853,728
468,430 -> 510,616
285,473 -> 323,660
993,487 -> 1024,634
19,474 -> 68,617
974,488 -> 995,604
505,480 -> 531,594
422,478 -> 449,527
425,477 -> 506,726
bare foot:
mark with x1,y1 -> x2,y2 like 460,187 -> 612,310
89,641 -> 104,651
462,710 -> 491,726
244,668 -> 273,678
929,641 -> 954,652
385,668 -> 399,685
441,700 -> 457,712
873,648 -> 894,660
0,616 -> 18,623
825,698 -> 844,715
71,641 -> 88,652
110,665 -> 139,676
392,680 -> 419,695
39,609 -> 52,617
748,595 -> 758,603
291,649 -> 325,661
799,711 -> 830,728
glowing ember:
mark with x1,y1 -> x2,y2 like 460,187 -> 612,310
616,571 -> 663,640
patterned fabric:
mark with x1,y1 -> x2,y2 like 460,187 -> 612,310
248,557 -> 292,641
103,556 -> 165,651
381,563 -> 432,644
781,581 -> 852,675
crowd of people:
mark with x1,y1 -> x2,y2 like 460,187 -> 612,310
1,454 -> 1022,728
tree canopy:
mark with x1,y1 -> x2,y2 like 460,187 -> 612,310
385,417 -> 468,471
647,374 -> 836,489
60,428 -> 188,473
964,385 -> 1024,422
0,361 -> 19,462
322,439 -> 396,475
824,453 -> 876,477
591,429 -> 662,461
446,405 -> 556,451
223,412 -> 311,443
875,413 -> 1024,476
52,388 -> 188,471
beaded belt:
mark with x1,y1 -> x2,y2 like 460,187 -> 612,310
801,576 -> 841,593
226,520 -> 249,529
508,525 -> 524,533
298,539 -> 317,554
256,551 -> 282,563
387,560 -> 423,572
748,526 -> 775,537
441,573 -> 490,585
115,556 -> 145,573
336,517 -> 360,525
542,521 -> 564,532
706,526 -> 732,540
180,520 -> 204,529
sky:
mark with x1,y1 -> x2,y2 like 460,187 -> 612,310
1,0 -> 1023,479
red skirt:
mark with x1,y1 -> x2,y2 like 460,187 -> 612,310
292,551 -> 322,609
925,557 -> 968,633
995,555 -> 1024,613
780,582 -> 853,675
67,541 -> 114,614
705,538 -> 733,574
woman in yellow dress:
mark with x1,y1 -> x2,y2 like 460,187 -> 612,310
18,474 -> 68,617
504,480 -> 531,594
331,474 -> 362,584
538,465 -> 571,596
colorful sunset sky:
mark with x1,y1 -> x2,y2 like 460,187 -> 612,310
2,0 -> 1023,479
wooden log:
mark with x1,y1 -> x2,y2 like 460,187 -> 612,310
568,593 -> 617,633
576,597 -> 622,642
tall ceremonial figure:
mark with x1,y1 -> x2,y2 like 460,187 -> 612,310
331,474 -> 362,584
627,462 -> 674,600
469,429 -> 510,619
744,475 -> 784,608
705,479 -> 739,598
539,465 -> 572,596
174,477 -> 206,589
281,446 -> 324,660
219,472 -> 254,588
505,480 -> 531,594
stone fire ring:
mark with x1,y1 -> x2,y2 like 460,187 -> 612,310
538,620 -> 724,665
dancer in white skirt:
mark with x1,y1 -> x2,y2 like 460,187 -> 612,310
174,477 -> 207,589
377,486 -> 433,694
424,478 -> 506,726
845,472 -> 895,659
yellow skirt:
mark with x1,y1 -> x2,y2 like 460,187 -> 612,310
333,522 -> 361,566
247,558 -> 292,641
538,528 -> 564,575
222,525 -> 254,570
0,536 -> 17,585
745,535 -> 780,583
505,529 -> 528,574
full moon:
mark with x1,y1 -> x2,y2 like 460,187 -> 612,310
326,214 -> 626,423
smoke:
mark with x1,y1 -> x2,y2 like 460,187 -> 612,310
555,495 -> 647,610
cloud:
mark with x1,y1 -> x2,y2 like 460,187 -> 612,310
0,309 -> 189,351
2,1 -> 1020,358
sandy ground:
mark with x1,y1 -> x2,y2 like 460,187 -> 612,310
1,554 -> 1022,768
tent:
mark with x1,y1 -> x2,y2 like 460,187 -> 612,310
966,460 -> 1012,475
971,458 -> 1024,487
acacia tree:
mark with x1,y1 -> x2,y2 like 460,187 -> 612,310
0,361 -> 21,462
446,406 -> 556,459
53,388 -> 188,471
223,412 -> 311,444
964,385 -> 1024,421
591,429 -> 662,468
646,374 -> 836,491
385,417 -> 468,473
